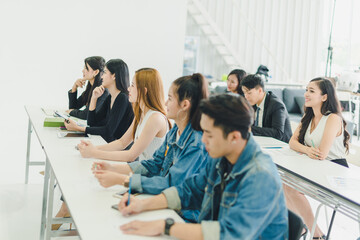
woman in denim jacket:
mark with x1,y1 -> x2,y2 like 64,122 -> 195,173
92,73 -> 209,222
118,94 -> 288,240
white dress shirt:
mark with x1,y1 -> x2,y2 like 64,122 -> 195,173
256,93 -> 266,127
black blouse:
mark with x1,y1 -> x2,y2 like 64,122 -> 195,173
68,89 -> 109,120
85,92 -> 134,143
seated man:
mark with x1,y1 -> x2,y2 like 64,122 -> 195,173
118,94 -> 288,240
241,74 -> 292,142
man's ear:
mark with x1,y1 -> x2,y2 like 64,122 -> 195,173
228,130 -> 241,144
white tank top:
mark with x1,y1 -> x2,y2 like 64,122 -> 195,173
304,114 -> 346,160
134,109 -> 168,161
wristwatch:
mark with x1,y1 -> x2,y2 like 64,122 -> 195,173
164,218 -> 175,235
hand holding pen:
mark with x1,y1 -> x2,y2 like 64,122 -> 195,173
307,140 -> 324,160
118,193 -> 145,216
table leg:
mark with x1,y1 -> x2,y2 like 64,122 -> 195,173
310,203 -> 324,239
25,118 -> 32,184
39,157 -> 50,240
325,206 -> 329,229
325,207 -> 338,240
45,167 -> 55,240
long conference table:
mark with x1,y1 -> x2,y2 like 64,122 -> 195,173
254,136 -> 360,239
24,106 -> 183,240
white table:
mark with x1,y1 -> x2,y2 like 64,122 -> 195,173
254,136 -> 360,239
25,106 -> 183,240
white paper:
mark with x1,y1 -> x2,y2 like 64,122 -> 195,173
327,176 -> 360,190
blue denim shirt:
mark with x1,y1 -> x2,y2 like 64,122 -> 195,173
128,123 -> 208,222
163,135 -> 288,240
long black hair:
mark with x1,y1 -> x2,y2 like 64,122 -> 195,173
82,56 -> 106,105
298,78 -> 350,152
228,69 -> 247,95
105,59 -> 130,94
173,73 -> 209,131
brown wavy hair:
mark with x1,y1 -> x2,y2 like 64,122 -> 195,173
132,68 -> 171,138
298,78 -> 350,153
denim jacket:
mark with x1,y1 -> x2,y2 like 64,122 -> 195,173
163,135 -> 288,240
128,123 -> 208,222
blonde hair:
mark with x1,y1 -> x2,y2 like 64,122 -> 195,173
132,68 -> 171,138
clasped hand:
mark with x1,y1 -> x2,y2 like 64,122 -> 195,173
77,140 -> 95,158
306,146 -> 325,160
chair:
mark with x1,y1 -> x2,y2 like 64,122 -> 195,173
338,91 -> 356,138
288,210 -> 307,240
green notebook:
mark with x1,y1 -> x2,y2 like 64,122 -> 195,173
43,117 -> 65,127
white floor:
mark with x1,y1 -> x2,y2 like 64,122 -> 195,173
0,174 -> 80,240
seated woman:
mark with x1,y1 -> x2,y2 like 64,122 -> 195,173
227,69 -> 247,96
65,59 -> 134,143
92,73 -> 209,222
78,68 -> 170,162
66,56 -> 109,120
53,59 -> 134,229
286,77 -> 350,239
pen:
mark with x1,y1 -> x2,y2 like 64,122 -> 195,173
263,147 -> 283,149
127,173 -> 133,205
311,139 -> 319,158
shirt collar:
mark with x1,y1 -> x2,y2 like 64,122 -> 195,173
256,92 -> 267,110
215,134 -> 260,178
167,122 -> 194,149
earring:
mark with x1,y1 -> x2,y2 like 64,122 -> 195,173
232,141 -> 236,144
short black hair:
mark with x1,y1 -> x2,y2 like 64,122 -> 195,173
199,94 -> 254,139
240,74 -> 264,91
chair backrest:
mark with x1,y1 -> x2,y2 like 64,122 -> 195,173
288,210 -> 305,240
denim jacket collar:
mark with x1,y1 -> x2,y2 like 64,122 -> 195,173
167,122 -> 194,149
215,134 -> 258,179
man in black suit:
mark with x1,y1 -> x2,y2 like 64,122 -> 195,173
241,74 -> 292,142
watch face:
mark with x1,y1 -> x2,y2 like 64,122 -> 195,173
165,218 -> 175,235
166,218 -> 175,225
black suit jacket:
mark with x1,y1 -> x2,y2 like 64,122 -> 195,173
251,91 -> 292,143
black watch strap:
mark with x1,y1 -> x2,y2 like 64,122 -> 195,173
164,218 -> 175,235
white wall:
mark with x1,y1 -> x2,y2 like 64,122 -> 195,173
186,0 -> 327,83
0,0 -> 187,184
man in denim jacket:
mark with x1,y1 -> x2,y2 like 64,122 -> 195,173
119,94 -> 288,240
